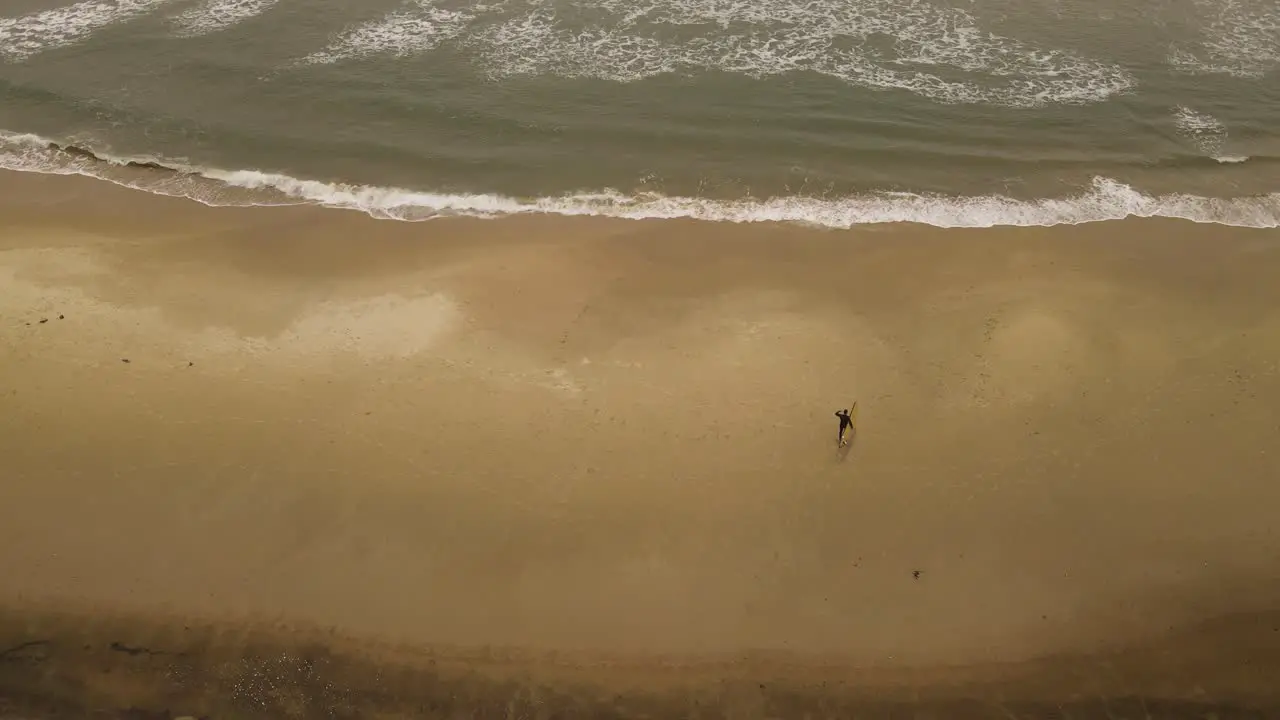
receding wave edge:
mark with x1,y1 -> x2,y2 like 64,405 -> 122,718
1,129 -> 1277,229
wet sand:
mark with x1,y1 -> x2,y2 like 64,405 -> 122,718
1,170 -> 1279,718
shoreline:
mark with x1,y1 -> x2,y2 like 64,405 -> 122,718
2,168 -> 1279,716
2,131 -> 1279,229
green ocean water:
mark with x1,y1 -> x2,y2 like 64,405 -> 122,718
1,0 -> 1278,226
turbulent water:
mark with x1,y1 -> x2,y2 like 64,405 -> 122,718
1,0 -> 1278,227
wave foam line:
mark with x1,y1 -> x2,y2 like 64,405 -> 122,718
1,130 -> 1277,229
0,0 -> 174,61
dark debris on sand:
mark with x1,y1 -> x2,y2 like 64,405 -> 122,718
2,609 -> 1280,720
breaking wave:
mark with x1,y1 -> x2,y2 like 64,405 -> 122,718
2,129 -> 1277,228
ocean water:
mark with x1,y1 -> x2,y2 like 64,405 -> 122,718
0,0 -> 1277,227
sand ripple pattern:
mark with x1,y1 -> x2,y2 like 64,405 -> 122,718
301,0 -> 1134,107
0,0 -> 174,60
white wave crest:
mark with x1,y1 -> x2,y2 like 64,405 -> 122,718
169,0 -> 279,36
1168,0 -> 1279,78
302,0 -> 477,65
293,0 -> 1134,107
2,129 -> 1277,229
0,0 -> 173,61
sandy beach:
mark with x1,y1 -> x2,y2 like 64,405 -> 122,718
2,169 -> 1279,718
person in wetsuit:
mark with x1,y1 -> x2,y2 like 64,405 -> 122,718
835,408 -> 854,447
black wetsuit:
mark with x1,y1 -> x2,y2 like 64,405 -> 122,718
835,410 -> 853,443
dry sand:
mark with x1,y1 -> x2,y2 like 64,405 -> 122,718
1,169 -> 1279,718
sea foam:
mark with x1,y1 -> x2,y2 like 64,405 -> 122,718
302,0 -> 474,65
1,0 -> 1137,107
1171,106 -> 1240,162
1,129 -> 1277,229
298,0 -> 1134,107
1168,0 -> 1279,78
169,0 -> 280,36
0,0 -> 175,60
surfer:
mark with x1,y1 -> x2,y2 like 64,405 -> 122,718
835,407 -> 854,447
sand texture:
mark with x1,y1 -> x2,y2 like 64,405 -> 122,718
2,170 -> 1279,718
